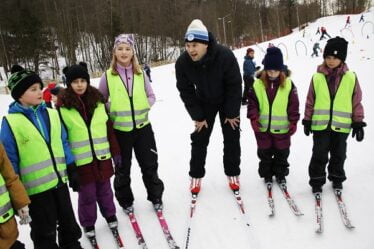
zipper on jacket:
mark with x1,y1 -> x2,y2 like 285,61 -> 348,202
267,84 -> 273,132
326,75 -> 336,128
124,69 -> 137,128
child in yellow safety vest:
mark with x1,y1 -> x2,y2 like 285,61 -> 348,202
0,65 -> 83,249
0,142 -> 31,249
57,62 -> 122,242
302,37 -> 366,194
98,34 -> 164,212
247,47 -> 300,186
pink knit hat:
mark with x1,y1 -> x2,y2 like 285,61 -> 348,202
113,34 -> 135,49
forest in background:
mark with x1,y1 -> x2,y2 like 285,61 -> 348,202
0,0 -> 371,79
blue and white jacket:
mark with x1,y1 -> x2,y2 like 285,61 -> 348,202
0,101 -> 74,174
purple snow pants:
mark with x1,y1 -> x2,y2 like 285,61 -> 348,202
78,180 -> 116,227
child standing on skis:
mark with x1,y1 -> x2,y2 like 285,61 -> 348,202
99,34 -> 164,212
0,65 -> 83,249
57,62 -> 122,243
247,47 -> 300,185
302,37 -> 366,194
0,142 -> 31,249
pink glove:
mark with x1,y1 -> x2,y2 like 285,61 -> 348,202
289,122 -> 297,136
251,118 -> 261,132
17,206 -> 32,225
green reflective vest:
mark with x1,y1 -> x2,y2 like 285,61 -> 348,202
253,78 -> 292,134
5,109 -> 67,196
311,71 -> 355,133
59,103 -> 111,166
106,69 -> 150,132
0,174 -> 14,223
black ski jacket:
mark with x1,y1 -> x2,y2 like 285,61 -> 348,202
176,33 -> 242,121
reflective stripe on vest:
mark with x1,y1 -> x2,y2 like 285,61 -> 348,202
106,69 -> 150,131
59,103 -> 111,166
0,174 -> 14,223
5,109 -> 67,195
253,78 -> 292,134
312,71 -> 355,133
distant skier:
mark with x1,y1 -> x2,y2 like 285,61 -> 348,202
344,16 -> 351,28
242,48 -> 259,105
315,27 -> 320,35
62,66 -> 68,87
319,27 -> 331,40
311,42 -> 322,57
143,63 -> 152,82
359,14 -> 364,23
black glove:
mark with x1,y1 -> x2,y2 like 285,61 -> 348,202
112,155 -> 122,168
302,119 -> 312,136
351,122 -> 366,142
66,163 -> 80,192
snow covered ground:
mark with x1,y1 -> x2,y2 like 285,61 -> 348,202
1,10 -> 374,249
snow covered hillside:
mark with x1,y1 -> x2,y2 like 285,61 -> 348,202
1,10 -> 374,249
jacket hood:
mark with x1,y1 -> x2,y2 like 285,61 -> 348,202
8,101 -> 46,115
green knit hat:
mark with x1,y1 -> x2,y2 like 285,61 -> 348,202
8,65 -> 43,100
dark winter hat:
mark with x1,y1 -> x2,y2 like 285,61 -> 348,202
65,62 -> 90,86
323,36 -> 348,62
263,47 -> 284,71
8,65 -> 43,100
50,86 -> 61,95
246,48 -> 254,54
185,19 -> 209,44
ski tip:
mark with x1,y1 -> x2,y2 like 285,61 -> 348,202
346,224 -> 355,229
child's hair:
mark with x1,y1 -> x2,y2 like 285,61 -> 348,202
110,47 -> 142,76
57,85 -> 105,115
259,70 -> 287,88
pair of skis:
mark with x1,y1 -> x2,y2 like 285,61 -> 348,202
125,206 -> 180,249
266,182 -> 304,217
87,226 -> 125,249
314,188 -> 355,233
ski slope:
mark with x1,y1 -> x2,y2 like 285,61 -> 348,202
1,9 -> 374,249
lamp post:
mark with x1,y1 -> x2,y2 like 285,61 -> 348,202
227,20 -> 234,48
218,14 -> 230,46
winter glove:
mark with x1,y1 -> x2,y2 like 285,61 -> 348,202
112,155 -> 122,168
289,122 -> 297,136
17,205 -> 32,225
66,163 -> 80,192
251,118 -> 261,133
351,122 -> 367,142
302,119 -> 312,136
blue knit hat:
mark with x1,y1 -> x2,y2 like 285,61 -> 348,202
263,47 -> 284,71
185,19 -> 209,44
